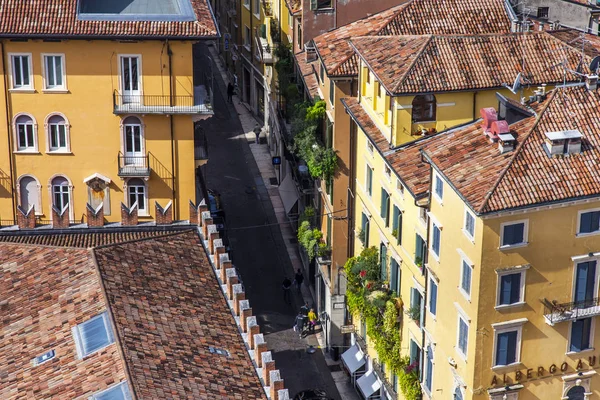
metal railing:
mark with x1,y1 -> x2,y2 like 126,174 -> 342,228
113,91 -> 213,115
372,359 -> 398,399
117,152 -> 151,177
542,297 -> 600,325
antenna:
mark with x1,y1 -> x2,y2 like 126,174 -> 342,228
503,72 -> 523,94
590,56 -> 600,74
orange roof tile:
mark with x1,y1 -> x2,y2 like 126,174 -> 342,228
314,0 -> 511,77
424,86 -> 600,214
350,32 -> 591,95
295,52 -> 320,99
0,0 -> 217,39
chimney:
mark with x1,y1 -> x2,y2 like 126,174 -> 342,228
52,205 -> 70,229
490,120 -> 510,141
121,203 -> 138,226
16,205 -> 36,229
189,200 -> 200,226
86,203 -> 104,227
586,75 -> 598,91
498,133 -> 516,154
155,201 -> 173,225
480,107 -> 498,134
305,43 -> 317,63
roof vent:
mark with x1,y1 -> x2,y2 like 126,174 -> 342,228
32,350 -> 56,366
586,75 -> 598,91
544,130 -> 583,157
305,43 -> 317,63
498,133 -> 516,154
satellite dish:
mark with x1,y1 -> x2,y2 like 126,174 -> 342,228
590,56 -> 600,74
503,72 -> 522,95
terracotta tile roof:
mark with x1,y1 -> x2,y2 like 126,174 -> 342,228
94,231 -> 266,399
0,244 -> 129,400
0,227 -> 186,248
295,52 -> 320,99
314,0 -> 511,77
549,29 -> 600,59
350,32 -> 591,95
0,0 -> 218,39
424,86 -> 600,214
342,96 -> 439,198
0,229 -> 267,400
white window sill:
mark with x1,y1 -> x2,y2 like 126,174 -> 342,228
455,347 -> 467,361
47,150 -> 72,154
576,231 -> 600,238
244,44 -> 251,52
243,3 -> 250,9
494,301 -> 525,310
462,229 -> 475,243
566,348 -> 594,356
458,287 -> 471,302
9,88 -> 36,93
430,251 -> 440,262
499,242 -> 528,250
14,150 -> 39,154
491,362 -> 523,372
433,193 -> 443,205
138,212 -> 150,217
253,13 -> 260,19
414,120 -> 436,124
42,88 -> 69,94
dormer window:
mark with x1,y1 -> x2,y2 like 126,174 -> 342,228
544,130 -> 583,157
412,94 -> 436,123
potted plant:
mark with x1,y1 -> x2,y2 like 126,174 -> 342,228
392,229 -> 398,239
414,256 -> 423,269
357,228 -> 366,245
407,306 -> 420,322
317,242 -> 332,263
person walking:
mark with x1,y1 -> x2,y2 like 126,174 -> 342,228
253,123 -> 262,144
282,277 -> 292,305
295,312 -> 306,338
227,82 -> 234,104
307,308 -> 318,334
294,269 -> 304,293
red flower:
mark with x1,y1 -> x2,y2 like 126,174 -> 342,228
359,270 -> 367,278
366,282 -> 373,290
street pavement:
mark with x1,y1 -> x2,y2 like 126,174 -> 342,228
193,43 -> 344,400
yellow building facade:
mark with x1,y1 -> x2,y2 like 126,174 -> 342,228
0,2 -> 217,224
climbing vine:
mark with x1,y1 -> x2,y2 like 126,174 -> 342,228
345,247 -> 422,400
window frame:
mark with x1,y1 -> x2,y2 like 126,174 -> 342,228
244,25 -> 251,49
458,255 -> 475,302
243,0 -> 250,8
13,113 -> 38,153
499,219 -> 529,249
433,173 -> 443,204
9,53 -> 34,91
491,319 -> 526,369
45,113 -> 71,153
390,256 -> 401,295
365,164 -> 373,197
456,313 -> 469,359
577,208 -> 600,237
329,79 -> 334,106
431,222 -> 441,260
567,317 -> 595,354
72,312 -> 115,359
463,207 -> 476,242
428,277 -> 438,318
126,178 -> 148,216
17,174 -> 42,215
253,0 -> 260,16
411,94 -> 436,123
495,268 -> 527,309
366,140 -> 374,154
380,188 -> 390,226
89,381 -> 132,400
41,53 -> 67,91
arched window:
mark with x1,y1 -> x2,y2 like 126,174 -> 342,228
46,114 -> 69,152
14,114 -> 37,151
122,116 -> 144,166
51,176 -> 70,213
412,94 -> 436,123
567,386 -> 585,400
127,178 -> 147,215
18,175 -> 41,214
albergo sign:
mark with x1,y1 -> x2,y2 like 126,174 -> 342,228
491,356 -> 598,387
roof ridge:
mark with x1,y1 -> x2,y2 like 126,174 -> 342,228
375,0 -> 414,35
392,34 -> 433,93
92,228 -> 197,250
477,90 -> 558,213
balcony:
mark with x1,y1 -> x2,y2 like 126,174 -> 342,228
541,297 -> 600,325
118,153 -> 150,178
255,27 -> 274,64
113,87 -> 213,117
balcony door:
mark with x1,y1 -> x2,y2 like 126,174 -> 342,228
123,117 -> 143,166
574,260 -> 597,305
120,56 -> 141,104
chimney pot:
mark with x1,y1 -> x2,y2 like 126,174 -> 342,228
480,108 -> 498,134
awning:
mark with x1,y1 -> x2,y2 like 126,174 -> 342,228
278,173 -> 299,214
341,344 -> 365,374
357,369 -> 382,398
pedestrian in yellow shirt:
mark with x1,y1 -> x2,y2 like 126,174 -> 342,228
308,309 -> 317,334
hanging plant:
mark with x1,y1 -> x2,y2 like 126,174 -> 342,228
297,220 -> 323,260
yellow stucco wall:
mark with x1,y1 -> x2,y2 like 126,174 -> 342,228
0,39 -> 197,222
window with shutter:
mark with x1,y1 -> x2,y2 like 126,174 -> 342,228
457,317 -> 468,356
495,330 -> 518,366
429,279 -> 437,316
575,261 -> 597,304
499,273 -> 522,305
380,189 -> 390,226
366,166 -> 373,196
392,206 -> 402,245
425,345 -> 434,392
464,209 -> 475,239
501,221 -> 526,247
390,258 -> 401,295
460,260 -> 472,297
380,243 -> 387,281
570,318 -> 592,352
432,224 -> 441,257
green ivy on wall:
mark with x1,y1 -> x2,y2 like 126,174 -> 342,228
345,247 -> 422,400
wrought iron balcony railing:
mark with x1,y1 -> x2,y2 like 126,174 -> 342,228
117,153 -> 151,178
541,297 -> 600,325
113,89 -> 213,115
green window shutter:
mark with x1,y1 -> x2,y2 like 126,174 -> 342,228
380,244 -> 387,281
310,0 -> 317,9
397,212 -> 403,245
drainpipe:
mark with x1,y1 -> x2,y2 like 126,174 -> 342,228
1,40 -> 16,219
347,113 -> 356,259
167,40 -> 178,219
472,91 -> 478,121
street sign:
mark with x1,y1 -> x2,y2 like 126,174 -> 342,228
340,324 -> 355,334
272,156 -> 281,165
224,37 -> 230,52
333,302 -> 345,309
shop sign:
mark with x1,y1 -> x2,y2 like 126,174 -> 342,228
491,356 -> 598,387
